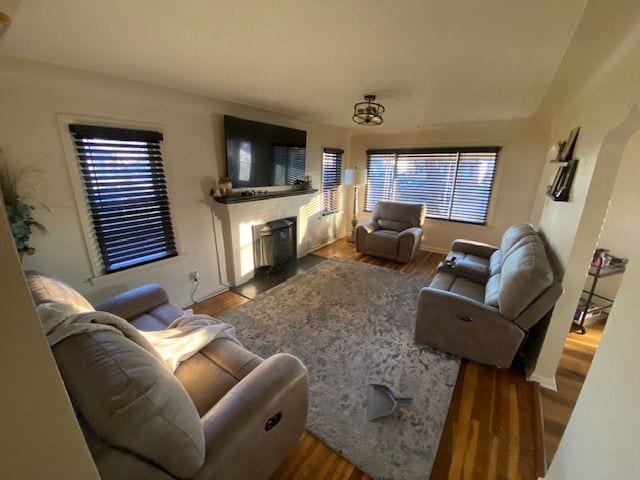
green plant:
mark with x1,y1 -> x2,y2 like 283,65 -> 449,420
0,158 -> 46,258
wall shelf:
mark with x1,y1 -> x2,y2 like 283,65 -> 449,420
213,188 -> 317,204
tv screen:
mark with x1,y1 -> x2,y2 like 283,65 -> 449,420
224,116 -> 307,188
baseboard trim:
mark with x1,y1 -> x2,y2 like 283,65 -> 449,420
421,245 -> 448,254
529,373 -> 557,391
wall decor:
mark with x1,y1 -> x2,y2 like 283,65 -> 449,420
547,127 -> 580,202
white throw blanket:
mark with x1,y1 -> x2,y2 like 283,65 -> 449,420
37,302 -> 240,372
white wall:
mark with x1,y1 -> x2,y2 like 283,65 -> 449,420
348,117 -> 549,251
545,132 -> 640,479
0,56 -> 348,306
0,194 -> 99,479
528,0 -> 640,391
585,133 -> 640,301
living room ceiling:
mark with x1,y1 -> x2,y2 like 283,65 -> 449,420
0,0 -> 586,128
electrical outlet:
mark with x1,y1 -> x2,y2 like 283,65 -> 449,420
189,271 -> 199,281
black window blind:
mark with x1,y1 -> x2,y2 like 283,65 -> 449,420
365,147 -> 499,225
69,124 -> 177,274
322,148 -> 343,215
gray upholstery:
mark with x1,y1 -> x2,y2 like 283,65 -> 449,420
356,201 -> 426,262
53,332 -> 206,478
414,223 -> 562,368
26,272 -> 309,480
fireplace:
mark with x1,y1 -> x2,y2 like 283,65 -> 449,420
253,217 -> 297,272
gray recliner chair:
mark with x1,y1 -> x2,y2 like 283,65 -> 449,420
26,271 -> 309,480
414,223 -> 563,368
356,201 -> 426,262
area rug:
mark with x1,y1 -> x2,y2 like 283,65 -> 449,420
219,257 -> 460,480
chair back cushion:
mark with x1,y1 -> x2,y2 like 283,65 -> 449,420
499,241 -> 554,319
26,270 -> 94,310
53,331 -> 205,478
373,201 -> 426,230
500,223 -> 536,256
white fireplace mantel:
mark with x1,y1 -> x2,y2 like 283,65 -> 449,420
212,191 -> 319,286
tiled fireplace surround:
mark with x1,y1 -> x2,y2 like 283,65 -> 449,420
212,192 -> 319,286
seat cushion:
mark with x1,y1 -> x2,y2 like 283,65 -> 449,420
131,313 -> 170,331
53,331 -> 205,478
25,270 -> 94,310
499,242 -> 554,319
366,230 -> 399,257
450,277 -> 485,303
429,272 -> 485,303
378,219 -> 412,232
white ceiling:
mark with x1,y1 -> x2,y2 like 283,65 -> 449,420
0,0 -> 586,128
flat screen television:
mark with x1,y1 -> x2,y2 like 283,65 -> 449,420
224,115 -> 307,188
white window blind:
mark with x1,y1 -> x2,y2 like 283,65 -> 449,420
322,148 -> 343,215
69,124 -> 177,274
365,147 -> 499,225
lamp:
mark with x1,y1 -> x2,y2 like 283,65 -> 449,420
345,167 -> 366,242
352,95 -> 385,126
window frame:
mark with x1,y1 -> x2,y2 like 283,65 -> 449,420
321,147 -> 344,216
364,146 -> 500,226
58,115 -> 181,279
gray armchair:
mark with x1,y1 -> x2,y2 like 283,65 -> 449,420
356,201 -> 426,262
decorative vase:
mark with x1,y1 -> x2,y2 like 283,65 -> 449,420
218,177 -> 232,197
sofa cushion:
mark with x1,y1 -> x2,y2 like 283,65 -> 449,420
499,242 -> 554,319
503,233 -> 540,260
450,277 -> 485,303
484,274 -> 501,307
429,271 -> 457,291
378,218 -> 412,232
489,250 -> 502,275
53,331 -> 205,478
366,230 -> 399,257
25,270 -> 94,310
372,200 -> 426,228
500,223 -> 536,255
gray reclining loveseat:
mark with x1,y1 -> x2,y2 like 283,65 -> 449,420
414,223 -> 562,368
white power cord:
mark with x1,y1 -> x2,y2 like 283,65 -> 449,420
190,277 -> 200,304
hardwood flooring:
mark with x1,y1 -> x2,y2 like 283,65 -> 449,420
192,238 -> 542,479
540,321 -> 603,463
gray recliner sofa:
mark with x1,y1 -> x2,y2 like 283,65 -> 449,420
356,200 -> 426,262
26,271 -> 309,480
414,223 -> 563,368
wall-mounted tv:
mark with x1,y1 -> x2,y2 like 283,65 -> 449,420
224,115 -> 307,188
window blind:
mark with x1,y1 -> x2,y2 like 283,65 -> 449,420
365,147 -> 499,225
322,148 -> 343,215
69,124 -> 177,274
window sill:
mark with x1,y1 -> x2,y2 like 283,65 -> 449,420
322,210 -> 343,217
88,254 -> 187,287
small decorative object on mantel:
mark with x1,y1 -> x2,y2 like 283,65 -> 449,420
292,177 -> 312,191
547,127 -> 580,202
218,176 -> 232,197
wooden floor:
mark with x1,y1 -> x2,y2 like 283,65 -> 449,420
193,238 -> 542,479
540,321 -> 603,463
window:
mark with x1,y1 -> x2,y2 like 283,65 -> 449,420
322,148 -> 343,215
365,147 -> 499,224
69,124 -> 177,274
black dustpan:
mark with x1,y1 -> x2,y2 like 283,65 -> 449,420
367,384 -> 413,421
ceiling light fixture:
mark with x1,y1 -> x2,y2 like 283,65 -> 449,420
352,95 -> 385,126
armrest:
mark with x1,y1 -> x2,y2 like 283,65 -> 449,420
95,283 -> 172,321
356,220 -> 379,252
450,239 -> 498,259
357,220 -> 379,234
398,227 -> 424,262
193,353 -> 309,480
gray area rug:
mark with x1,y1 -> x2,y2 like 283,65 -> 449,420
219,258 -> 460,480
